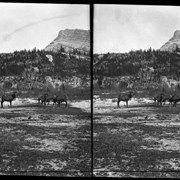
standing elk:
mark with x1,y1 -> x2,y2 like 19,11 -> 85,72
117,91 -> 134,108
38,93 -> 48,105
46,94 -> 56,105
170,94 -> 180,107
168,95 -> 174,105
153,93 -> 164,106
162,94 -> 172,105
54,94 -> 68,108
1,91 -> 17,108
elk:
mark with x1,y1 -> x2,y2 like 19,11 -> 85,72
38,93 -> 48,105
154,93 -> 164,106
1,91 -> 17,108
168,95 -> 174,105
117,91 -> 134,108
38,96 -> 42,104
153,96 -> 157,104
46,94 -> 56,105
161,94 -> 172,105
54,94 -> 68,108
170,94 -> 180,107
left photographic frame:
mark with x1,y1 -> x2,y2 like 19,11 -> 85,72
0,2 -> 91,177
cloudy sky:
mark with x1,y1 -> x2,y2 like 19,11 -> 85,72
0,3 -> 89,53
94,4 -> 180,54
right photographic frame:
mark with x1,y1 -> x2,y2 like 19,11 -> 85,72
93,4 -> 180,178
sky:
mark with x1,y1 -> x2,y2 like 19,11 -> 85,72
0,3 -> 89,53
94,4 -> 180,54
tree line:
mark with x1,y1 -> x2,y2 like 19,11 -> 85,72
0,48 -> 90,80
93,48 -> 180,81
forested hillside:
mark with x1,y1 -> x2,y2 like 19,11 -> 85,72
0,48 -> 90,92
93,48 -> 180,90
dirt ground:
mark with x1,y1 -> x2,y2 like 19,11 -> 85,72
0,98 -> 91,177
93,92 -> 180,178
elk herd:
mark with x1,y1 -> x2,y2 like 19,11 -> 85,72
0,90 -> 180,109
153,93 -> 180,107
38,93 -> 68,107
0,91 -> 68,108
117,91 -> 180,108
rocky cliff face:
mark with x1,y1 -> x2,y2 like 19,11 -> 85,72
44,29 -> 90,53
160,30 -> 180,52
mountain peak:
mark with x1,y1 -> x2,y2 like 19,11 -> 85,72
160,30 -> 180,52
44,29 -> 90,53
169,30 -> 180,41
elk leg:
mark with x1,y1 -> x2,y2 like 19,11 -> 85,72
126,101 -> 128,107
58,101 -> 60,107
1,101 -> 3,108
10,101 -> 12,107
117,100 -> 120,107
173,102 -> 176,107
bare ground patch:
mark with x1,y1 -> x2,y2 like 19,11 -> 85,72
93,94 -> 180,178
0,99 -> 91,177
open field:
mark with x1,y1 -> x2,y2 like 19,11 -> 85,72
93,90 -> 180,178
0,98 -> 91,177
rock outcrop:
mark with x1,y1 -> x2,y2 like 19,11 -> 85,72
160,30 -> 180,52
44,29 -> 90,53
